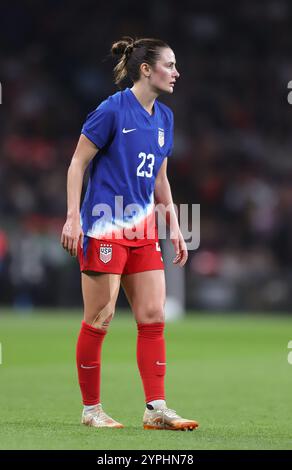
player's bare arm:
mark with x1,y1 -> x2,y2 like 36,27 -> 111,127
61,134 -> 98,257
154,158 -> 188,267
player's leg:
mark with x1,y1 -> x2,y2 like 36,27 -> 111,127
122,268 -> 167,406
76,237 -> 128,428
121,244 -> 199,431
77,272 -> 124,428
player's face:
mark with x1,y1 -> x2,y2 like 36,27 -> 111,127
150,48 -> 180,94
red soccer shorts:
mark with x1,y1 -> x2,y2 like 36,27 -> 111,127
77,236 -> 164,275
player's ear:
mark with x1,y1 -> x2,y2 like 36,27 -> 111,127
140,62 -> 151,78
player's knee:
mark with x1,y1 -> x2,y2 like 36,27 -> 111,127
84,303 -> 115,329
91,312 -> 114,330
136,305 -> 165,323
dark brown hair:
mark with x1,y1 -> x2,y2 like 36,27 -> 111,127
111,36 -> 170,88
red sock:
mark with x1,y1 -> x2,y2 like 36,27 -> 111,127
76,320 -> 107,405
137,322 -> 166,403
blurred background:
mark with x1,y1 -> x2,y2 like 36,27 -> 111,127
1,0 -> 292,313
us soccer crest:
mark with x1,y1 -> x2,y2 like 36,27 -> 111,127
158,128 -> 164,147
99,244 -> 112,264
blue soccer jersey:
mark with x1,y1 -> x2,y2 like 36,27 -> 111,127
80,87 -> 174,246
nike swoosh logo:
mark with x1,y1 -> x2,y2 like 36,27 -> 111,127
156,361 -> 166,366
122,128 -> 136,133
81,364 -> 98,369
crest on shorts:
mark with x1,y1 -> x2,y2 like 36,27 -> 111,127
99,244 -> 112,264
158,128 -> 164,147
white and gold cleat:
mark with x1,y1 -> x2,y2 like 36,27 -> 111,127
81,404 -> 124,428
143,405 -> 199,431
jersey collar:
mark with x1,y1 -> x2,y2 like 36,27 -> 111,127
125,87 -> 157,122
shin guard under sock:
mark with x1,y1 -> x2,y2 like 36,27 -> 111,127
137,322 -> 166,403
76,320 -> 107,405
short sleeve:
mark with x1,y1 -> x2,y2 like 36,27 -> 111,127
81,99 -> 116,149
166,111 -> 174,157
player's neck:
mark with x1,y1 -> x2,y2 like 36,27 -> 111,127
130,83 -> 157,116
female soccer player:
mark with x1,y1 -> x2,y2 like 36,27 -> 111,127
61,37 -> 199,431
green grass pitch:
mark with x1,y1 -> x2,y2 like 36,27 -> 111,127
0,310 -> 292,450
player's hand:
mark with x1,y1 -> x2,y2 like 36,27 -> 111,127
171,231 -> 188,267
61,216 -> 84,257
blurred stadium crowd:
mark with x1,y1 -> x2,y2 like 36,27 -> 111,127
1,0 -> 292,310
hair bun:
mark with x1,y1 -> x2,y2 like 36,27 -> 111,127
111,37 -> 135,57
